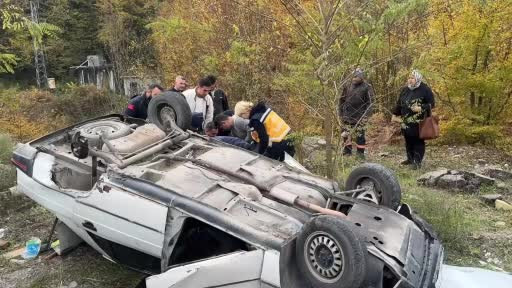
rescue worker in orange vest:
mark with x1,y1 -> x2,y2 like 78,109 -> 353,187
248,102 -> 295,161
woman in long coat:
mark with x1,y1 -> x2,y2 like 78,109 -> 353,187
392,70 -> 435,169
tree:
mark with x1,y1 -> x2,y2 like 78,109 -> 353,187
420,0 -> 512,124
0,1 -> 59,75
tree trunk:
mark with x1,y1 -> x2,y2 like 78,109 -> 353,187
323,85 -> 334,179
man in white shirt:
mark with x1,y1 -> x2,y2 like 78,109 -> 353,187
182,76 -> 216,132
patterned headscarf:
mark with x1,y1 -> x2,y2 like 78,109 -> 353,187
408,69 -> 423,90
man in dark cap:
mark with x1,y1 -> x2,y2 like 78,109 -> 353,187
338,68 -> 375,158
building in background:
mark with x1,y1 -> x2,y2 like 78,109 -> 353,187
71,55 -> 159,97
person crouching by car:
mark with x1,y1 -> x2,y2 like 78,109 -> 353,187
214,104 -> 251,141
124,84 -> 164,119
182,76 -> 215,133
205,122 -> 255,151
247,101 -> 295,161
392,69 -> 435,170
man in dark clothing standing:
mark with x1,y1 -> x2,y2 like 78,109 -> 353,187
338,68 -> 375,158
124,84 -> 164,119
212,88 -> 229,117
249,102 -> 294,161
392,70 -> 435,170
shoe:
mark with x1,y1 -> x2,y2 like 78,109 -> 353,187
411,163 -> 422,170
400,159 -> 412,165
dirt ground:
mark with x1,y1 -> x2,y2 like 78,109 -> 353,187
1,143 -> 512,287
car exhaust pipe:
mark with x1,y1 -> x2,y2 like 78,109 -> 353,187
153,155 -> 346,218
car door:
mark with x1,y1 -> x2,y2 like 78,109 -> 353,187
73,174 -> 168,264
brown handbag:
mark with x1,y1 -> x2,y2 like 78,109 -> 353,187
419,112 -> 440,140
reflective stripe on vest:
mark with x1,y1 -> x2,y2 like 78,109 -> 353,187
251,109 -> 291,143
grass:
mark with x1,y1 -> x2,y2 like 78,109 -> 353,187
312,143 -> 512,271
25,246 -> 143,288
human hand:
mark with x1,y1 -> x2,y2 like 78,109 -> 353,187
411,104 -> 422,113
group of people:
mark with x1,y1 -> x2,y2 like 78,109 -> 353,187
124,68 -> 435,167
124,75 -> 295,161
339,68 -> 435,170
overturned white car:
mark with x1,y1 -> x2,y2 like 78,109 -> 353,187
12,92 -> 443,288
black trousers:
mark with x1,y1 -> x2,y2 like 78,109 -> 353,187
404,135 -> 425,164
264,140 -> 295,161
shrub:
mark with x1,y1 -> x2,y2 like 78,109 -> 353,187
0,134 -> 13,164
0,86 -> 128,142
53,85 -> 127,123
438,117 -> 512,155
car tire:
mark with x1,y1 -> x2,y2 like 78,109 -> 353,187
345,163 -> 401,210
296,215 -> 368,288
147,91 -> 191,132
76,120 -> 132,147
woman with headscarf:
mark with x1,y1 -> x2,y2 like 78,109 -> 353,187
392,70 -> 435,169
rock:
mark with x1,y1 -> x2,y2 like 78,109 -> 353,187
495,181 -> 510,193
9,259 -> 26,265
479,194 -> 503,204
483,167 -> 512,181
8,186 -> 20,196
417,169 -> 449,186
68,281 -> 78,288
460,171 -> 495,186
317,139 -> 326,146
437,174 -> 466,190
496,200 -> 512,211
477,159 -> 486,165
0,240 -> 9,250
378,152 -> 390,157
494,221 -> 506,227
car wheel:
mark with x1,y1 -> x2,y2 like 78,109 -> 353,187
296,215 -> 368,288
76,120 -> 132,147
147,91 -> 191,132
345,163 -> 401,210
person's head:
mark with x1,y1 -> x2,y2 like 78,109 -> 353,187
234,101 -> 254,119
204,122 -> 218,137
206,75 -> 217,89
195,76 -> 216,98
148,84 -> 164,97
352,68 -> 365,84
214,114 -> 234,130
407,69 -> 423,90
174,76 -> 187,92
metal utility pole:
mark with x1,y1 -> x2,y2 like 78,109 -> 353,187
30,0 -> 49,88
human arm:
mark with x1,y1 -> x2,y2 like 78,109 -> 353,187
204,95 -> 214,128
124,100 -> 137,118
222,90 -> 229,111
249,119 -> 269,155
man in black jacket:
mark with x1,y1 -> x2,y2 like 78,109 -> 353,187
124,84 -> 163,119
338,68 -> 375,158
211,82 -> 229,117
